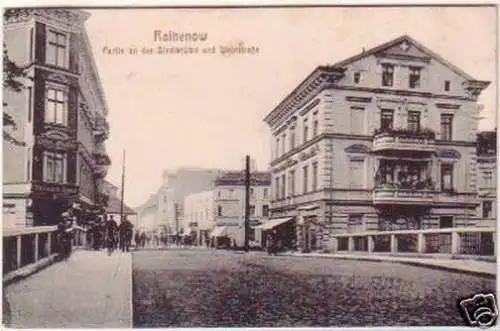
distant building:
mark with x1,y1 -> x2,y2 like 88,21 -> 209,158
135,168 -> 223,232
3,9 -> 111,228
263,35 -> 490,252
476,130 -> 496,227
210,171 -> 271,247
183,190 -> 215,245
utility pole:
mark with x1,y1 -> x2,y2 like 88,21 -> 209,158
120,149 -> 126,223
244,155 -> 250,252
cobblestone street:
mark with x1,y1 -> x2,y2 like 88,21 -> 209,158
132,249 -> 495,327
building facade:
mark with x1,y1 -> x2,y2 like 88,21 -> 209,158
135,168 -> 223,233
3,9 -> 111,228
263,35 -> 490,252
211,171 -> 271,247
476,130 -> 496,227
183,190 -> 215,245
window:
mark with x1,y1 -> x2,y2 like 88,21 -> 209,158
281,174 -> 286,199
249,205 -> 255,216
303,118 -> 309,144
288,170 -> 295,196
262,205 -> 269,217
263,188 -> 268,199
408,66 -> 421,89
46,29 -> 68,68
44,152 -> 65,183
290,127 -> 296,150
380,109 -> 394,131
353,72 -> 361,84
444,80 -> 451,91
440,114 -> 453,141
312,117 -> 319,137
381,64 -> 394,87
483,201 -> 493,218
349,159 -> 364,188
312,162 -> 318,191
303,165 -> 309,194
439,216 -> 453,229
407,111 -> 420,132
250,188 -> 254,198
275,177 -> 280,200
217,205 -> 223,216
276,137 -> 280,157
45,88 -> 67,125
483,171 -> 493,187
217,190 -> 221,198
440,163 -> 454,192
282,133 -> 286,154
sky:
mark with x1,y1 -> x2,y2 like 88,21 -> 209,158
83,6 -> 497,208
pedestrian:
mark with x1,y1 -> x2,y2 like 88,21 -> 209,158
134,230 -> 141,249
105,215 -> 118,255
57,211 -> 74,261
119,216 -> 134,252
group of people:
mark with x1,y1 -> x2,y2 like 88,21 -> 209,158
57,210 -> 135,260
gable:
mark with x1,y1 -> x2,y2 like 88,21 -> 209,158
334,35 -> 475,81
377,40 -> 430,61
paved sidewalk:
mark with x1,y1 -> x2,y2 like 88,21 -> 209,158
4,249 -> 132,328
282,251 -> 497,277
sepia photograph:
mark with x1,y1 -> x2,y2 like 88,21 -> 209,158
1,4 -> 498,329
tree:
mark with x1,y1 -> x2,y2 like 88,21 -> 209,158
3,9 -> 28,146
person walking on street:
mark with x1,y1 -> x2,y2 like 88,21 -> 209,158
57,211 -> 74,261
119,216 -> 134,252
105,216 -> 118,256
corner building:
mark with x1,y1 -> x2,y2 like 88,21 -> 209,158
3,9 -> 111,227
263,35 -> 490,252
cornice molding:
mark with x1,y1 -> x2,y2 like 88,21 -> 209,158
264,66 -> 346,128
4,8 -> 89,32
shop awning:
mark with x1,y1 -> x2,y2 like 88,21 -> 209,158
210,226 -> 228,237
253,217 -> 294,231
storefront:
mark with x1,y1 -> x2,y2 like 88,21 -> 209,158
253,217 -> 296,250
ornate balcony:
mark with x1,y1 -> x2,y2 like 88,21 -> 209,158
93,164 -> 109,179
93,143 -> 111,166
93,116 -> 109,142
373,187 -> 435,205
372,128 -> 436,154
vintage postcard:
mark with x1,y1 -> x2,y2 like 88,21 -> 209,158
1,3 -> 498,329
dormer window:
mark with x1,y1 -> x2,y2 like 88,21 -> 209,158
409,66 -> 421,89
444,80 -> 451,91
381,64 -> 394,87
353,72 -> 361,84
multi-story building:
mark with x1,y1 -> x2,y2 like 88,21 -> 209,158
210,171 -> 271,247
3,9 -> 111,227
263,35 -> 490,252
135,168 -> 223,233
183,190 -> 215,245
476,130 -> 496,227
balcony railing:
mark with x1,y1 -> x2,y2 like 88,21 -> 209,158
93,164 -> 109,179
94,143 -> 111,166
372,128 -> 436,153
333,226 -> 495,258
3,226 -> 87,283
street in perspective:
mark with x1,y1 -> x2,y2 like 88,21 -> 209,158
2,6 -> 498,329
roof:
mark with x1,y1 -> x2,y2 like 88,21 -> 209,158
214,171 -> 271,186
333,34 -> 476,81
106,196 -> 137,215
